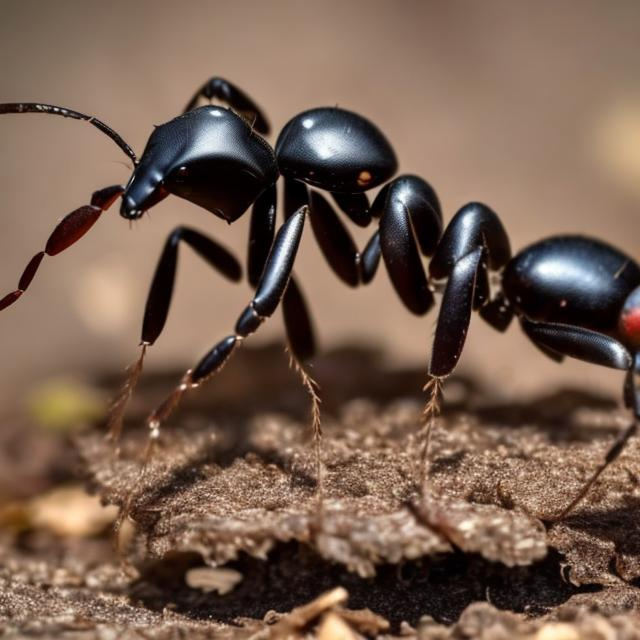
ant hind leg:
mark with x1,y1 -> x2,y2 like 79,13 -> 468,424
521,319 -> 638,520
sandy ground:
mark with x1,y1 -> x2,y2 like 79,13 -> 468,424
1,346 -> 640,637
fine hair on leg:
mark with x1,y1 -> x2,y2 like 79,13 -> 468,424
106,343 -> 148,445
419,376 -> 443,495
286,347 -> 324,508
114,365 -> 200,559
552,418 -> 638,521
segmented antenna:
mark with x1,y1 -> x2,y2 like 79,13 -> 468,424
0,103 -> 137,165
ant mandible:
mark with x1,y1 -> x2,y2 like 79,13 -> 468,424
1,78 -> 638,519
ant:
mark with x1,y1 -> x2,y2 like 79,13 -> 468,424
1,78 -> 638,520
424,226 -> 640,519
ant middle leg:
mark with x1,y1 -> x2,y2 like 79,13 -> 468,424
306,185 -> 385,287
422,202 -> 512,492
183,76 -> 270,135
331,191 -> 371,227
371,175 -> 445,489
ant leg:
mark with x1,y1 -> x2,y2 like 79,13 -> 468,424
299,187 -> 379,288
361,231 -> 382,284
376,176 -> 443,315
372,176 -> 443,487
141,210 -> 315,502
0,185 -> 123,311
518,319 -> 637,519
247,186 -> 277,287
331,192 -> 371,227
106,226 -> 242,443
283,275 -> 316,362
250,183 -> 316,361
251,200 -> 319,487
309,191 -> 361,287
429,247 -> 486,377
428,202 -> 512,376
284,178 -> 309,219
422,203 -> 511,491
284,183 -> 385,353
520,319 -> 632,370
421,246 -> 486,491
625,354 -> 640,416
283,275 -> 322,501
183,77 -> 270,134
520,319 -> 566,363
146,206 -> 308,436
479,291 -> 515,332
251,183 -> 320,480
310,190 -> 411,288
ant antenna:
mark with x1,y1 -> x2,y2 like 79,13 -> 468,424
0,103 -> 138,165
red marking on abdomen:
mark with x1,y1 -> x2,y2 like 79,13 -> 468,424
621,308 -> 640,347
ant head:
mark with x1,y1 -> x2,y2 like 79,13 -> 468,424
620,285 -> 640,349
120,106 -> 278,222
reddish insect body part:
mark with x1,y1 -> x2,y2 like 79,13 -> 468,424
620,287 -> 640,349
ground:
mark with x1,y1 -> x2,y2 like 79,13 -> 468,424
2,345 -> 640,638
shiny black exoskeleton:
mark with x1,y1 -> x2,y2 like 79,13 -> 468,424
0,78 -> 441,474
2,78 -> 639,517
425,219 -> 640,517
0,78 -> 442,395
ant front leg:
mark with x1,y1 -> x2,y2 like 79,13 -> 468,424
145,206 -> 312,460
520,319 -> 639,519
422,203 -> 512,491
255,182 -> 320,468
259,181 -> 316,361
183,77 -> 270,134
0,185 -> 124,311
106,225 -> 242,443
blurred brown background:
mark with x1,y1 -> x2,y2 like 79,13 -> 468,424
0,0 -> 639,408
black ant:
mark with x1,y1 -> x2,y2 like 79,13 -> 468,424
1,78 -> 637,519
